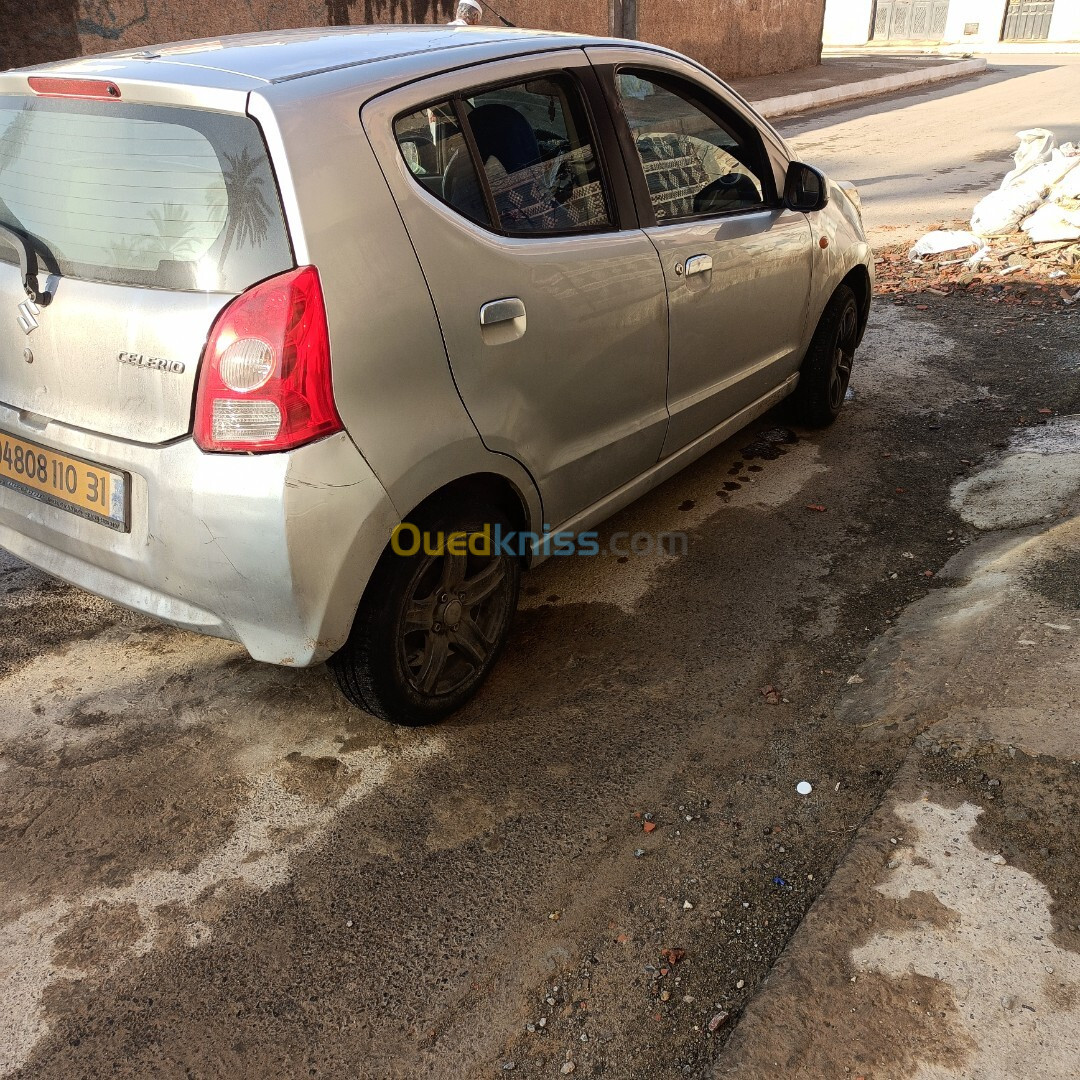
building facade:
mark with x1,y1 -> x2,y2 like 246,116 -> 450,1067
4,0 -> 827,80
824,0 -> 1079,48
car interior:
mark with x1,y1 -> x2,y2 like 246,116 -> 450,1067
394,77 -> 610,234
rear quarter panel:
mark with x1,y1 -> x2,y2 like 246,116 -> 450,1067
250,76 -> 543,528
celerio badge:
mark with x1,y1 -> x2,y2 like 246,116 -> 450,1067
118,351 -> 185,375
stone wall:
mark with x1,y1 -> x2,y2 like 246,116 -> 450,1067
2,0 -> 823,77
4,1 -> 452,70
640,0 -> 827,79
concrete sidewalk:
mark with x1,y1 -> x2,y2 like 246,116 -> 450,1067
731,54 -> 987,119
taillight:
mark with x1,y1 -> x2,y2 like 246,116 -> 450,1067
194,266 -> 343,453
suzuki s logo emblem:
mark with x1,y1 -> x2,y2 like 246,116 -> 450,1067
17,298 -> 39,335
118,351 -> 186,375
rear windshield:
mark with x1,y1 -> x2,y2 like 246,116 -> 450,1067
0,96 -> 293,293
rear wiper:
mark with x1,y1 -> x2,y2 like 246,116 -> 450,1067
0,222 -> 54,306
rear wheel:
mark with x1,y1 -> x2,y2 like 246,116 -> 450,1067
330,501 -> 520,725
789,284 -> 860,428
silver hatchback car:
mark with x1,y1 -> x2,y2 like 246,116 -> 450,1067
0,27 -> 872,724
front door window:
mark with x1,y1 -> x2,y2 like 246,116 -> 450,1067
614,70 -> 771,222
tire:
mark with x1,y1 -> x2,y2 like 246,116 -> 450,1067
329,500 -> 521,726
789,284 -> 860,428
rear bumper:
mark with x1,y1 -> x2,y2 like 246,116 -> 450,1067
0,406 -> 399,665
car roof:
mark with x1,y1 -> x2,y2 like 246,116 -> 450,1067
8,25 -> 624,89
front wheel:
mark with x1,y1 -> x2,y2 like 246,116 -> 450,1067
789,283 -> 860,428
329,501 -> 521,726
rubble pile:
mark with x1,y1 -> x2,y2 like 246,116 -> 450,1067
876,231 -> 1080,306
880,128 -> 1080,306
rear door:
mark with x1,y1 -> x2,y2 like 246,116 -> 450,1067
0,87 -> 293,444
589,51 -> 814,457
362,50 -> 669,528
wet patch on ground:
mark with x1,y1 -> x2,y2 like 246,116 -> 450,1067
738,426 -> 799,461
0,553 -> 140,681
851,794 -> 1080,1080
710,788 -> 979,1080
915,748 -> 1080,957
1022,542 -> 1080,610
711,742 -> 1080,1080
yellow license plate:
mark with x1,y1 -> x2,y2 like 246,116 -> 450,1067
0,429 -> 129,531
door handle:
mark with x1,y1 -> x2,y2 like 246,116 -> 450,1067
684,254 -> 713,277
480,297 -> 526,326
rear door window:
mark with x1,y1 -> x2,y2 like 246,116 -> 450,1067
394,101 -> 493,228
0,98 -> 292,293
393,72 -> 612,236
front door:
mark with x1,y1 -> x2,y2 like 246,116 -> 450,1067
873,0 -> 951,39
363,52 -> 670,528
1002,0 -> 1055,40
598,61 -> 814,457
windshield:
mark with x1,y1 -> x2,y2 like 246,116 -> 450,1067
0,96 -> 292,293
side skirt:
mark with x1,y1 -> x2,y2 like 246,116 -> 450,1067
529,373 -> 800,565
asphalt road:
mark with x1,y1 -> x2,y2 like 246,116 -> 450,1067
2,57 -> 1079,1080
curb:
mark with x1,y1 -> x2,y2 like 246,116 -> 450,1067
750,56 -> 987,119
824,42 -> 1080,55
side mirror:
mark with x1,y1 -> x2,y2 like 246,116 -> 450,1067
784,162 -> 829,213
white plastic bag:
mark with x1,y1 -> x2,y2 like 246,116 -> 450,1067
967,131 -> 1080,238
1009,149 -> 1080,199
908,229 -> 985,261
1022,202 -> 1080,243
1001,128 -> 1055,188
970,187 -> 1043,237
1048,159 -> 1080,202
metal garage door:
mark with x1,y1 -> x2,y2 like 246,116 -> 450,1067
1002,0 -> 1055,40
872,0 -> 951,40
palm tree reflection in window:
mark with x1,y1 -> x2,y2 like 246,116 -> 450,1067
216,146 -> 273,279
0,104 -> 36,234
149,201 -> 200,261
107,236 -> 150,269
